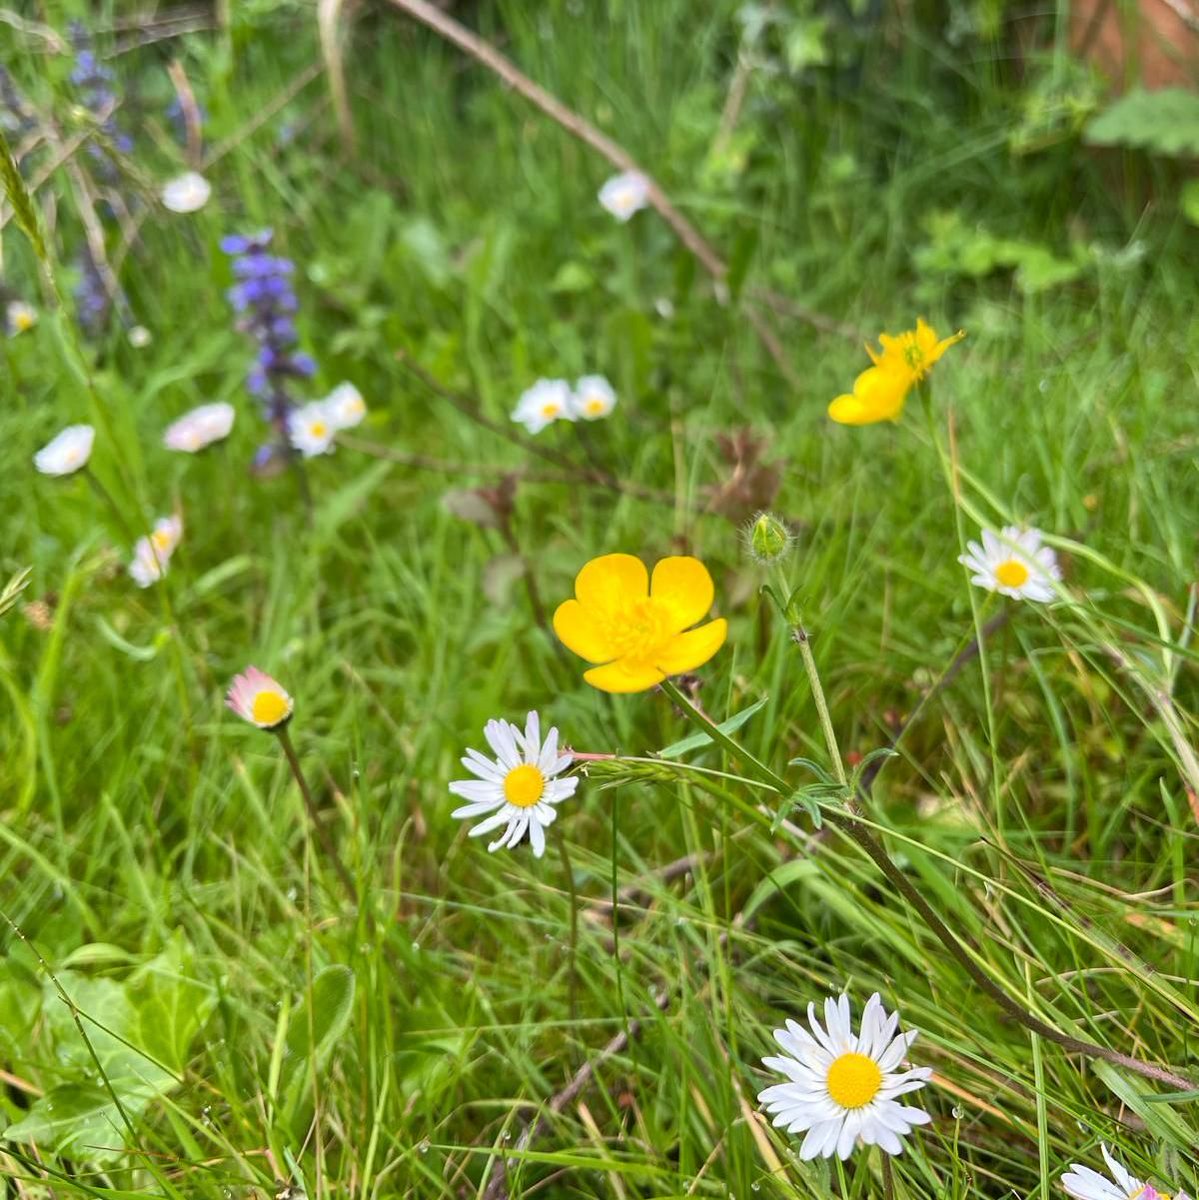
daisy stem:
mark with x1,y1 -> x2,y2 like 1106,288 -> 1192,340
556,834 -> 579,1025
882,1153 -> 894,1200
274,725 -> 359,904
82,465 -> 136,544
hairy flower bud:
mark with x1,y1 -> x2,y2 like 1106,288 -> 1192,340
747,512 -> 792,565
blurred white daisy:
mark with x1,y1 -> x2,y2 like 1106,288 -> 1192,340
225,666 -> 293,729
34,425 -> 95,476
6,300 -> 37,335
958,525 -> 1061,603
511,379 -> 574,435
598,171 -> 650,222
129,514 -> 183,588
163,402 -> 236,452
448,711 -> 578,858
324,382 -> 367,430
1061,1143 -> 1190,1200
758,993 -> 932,1161
571,374 -> 617,421
288,401 -> 335,457
161,171 -> 212,213
128,325 -> 153,348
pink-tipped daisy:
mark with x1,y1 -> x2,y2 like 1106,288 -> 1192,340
1061,1144 -> 1191,1200
225,667 -> 294,730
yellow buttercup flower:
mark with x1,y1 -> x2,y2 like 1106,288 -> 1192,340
553,553 -> 728,693
828,318 -> 964,426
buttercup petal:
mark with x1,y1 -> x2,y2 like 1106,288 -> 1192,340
552,598 -> 617,664
574,553 -> 648,615
653,619 -> 728,675
650,556 -> 715,632
583,658 -> 665,694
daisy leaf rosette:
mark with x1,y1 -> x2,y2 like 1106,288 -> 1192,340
758,993 -> 932,1161
448,711 -> 577,857
553,553 -> 728,694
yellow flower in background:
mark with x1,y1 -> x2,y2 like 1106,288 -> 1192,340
827,363 -> 911,426
553,553 -> 727,693
828,318 -> 964,426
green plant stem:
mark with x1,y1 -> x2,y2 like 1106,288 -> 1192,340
791,623 -> 847,787
557,834 -> 579,1025
882,1153 -> 894,1200
823,807 -> 1192,1088
275,725 -> 358,904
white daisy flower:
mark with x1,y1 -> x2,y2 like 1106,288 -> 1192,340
324,382 -> 367,430
161,171 -> 212,214
758,993 -> 933,1161
1061,1143 -> 1190,1200
511,379 -> 574,435
225,666 -> 294,729
571,374 -> 617,421
34,424 -> 95,476
958,524 -> 1061,603
448,711 -> 578,858
598,171 -> 650,222
7,299 -> 37,335
288,401 -> 336,458
128,325 -> 153,348
163,402 -> 236,452
128,514 -> 183,589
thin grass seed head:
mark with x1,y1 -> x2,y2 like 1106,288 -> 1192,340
757,992 -> 932,1161
225,667 -> 294,730
553,553 -> 727,693
448,711 -> 578,858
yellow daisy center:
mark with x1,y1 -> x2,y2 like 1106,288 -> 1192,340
152,529 -> 172,552
995,559 -> 1030,589
503,763 -> 545,807
826,1052 -> 883,1110
310,420 -> 328,438
540,403 -> 560,419
585,398 -> 605,415
15,312 -> 33,331
251,689 -> 290,726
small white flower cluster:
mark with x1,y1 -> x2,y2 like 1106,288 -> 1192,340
510,375 -> 617,435
288,382 -> 368,458
129,514 -> 184,588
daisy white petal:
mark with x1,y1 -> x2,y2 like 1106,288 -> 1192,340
34,424 -> 95,476
6,299 -> 37,335
163,402 -> 236,452
958,523 -> 1062,603
511,379 -> 573,434
598,171 -> 650,221
448,710 -> 578,857
161,171 -> 212,213
570,374 -> 617,420
758,993 -> 930,1162
324,382 -> 367,430
225,666 -> 293,729
288,401 -> 336,458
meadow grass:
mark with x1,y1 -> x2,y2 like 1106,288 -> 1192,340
1,2 -> 1198,1197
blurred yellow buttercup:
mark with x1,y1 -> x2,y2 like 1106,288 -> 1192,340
553,553 -> 727,693
828,318 -> 964,426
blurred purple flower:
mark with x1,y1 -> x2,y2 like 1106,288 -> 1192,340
222,228 -> 317,441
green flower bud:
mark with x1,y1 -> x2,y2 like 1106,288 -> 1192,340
747,512 -> 792,565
